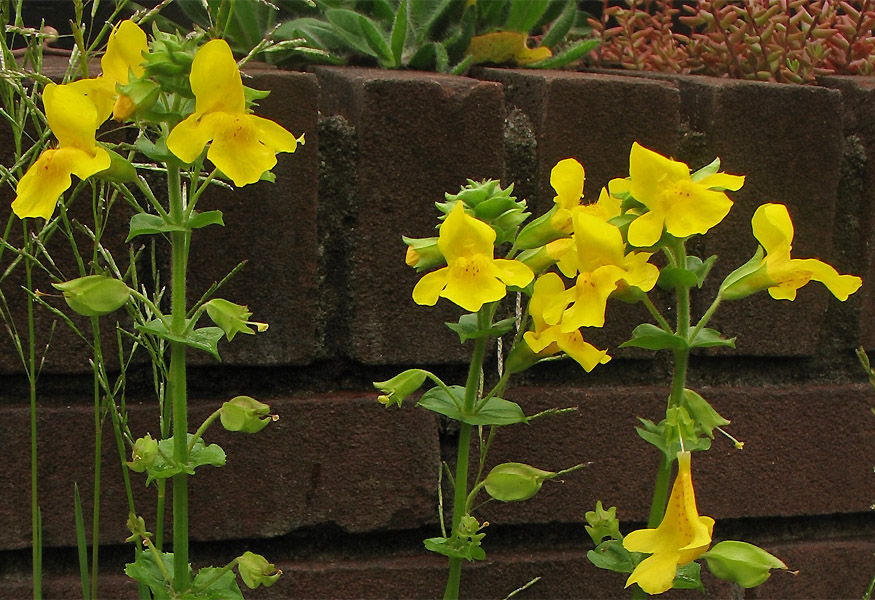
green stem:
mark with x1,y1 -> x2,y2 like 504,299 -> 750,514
188,408 -> 222,455
444,310 -> 490,600
642,293 -> 672,333
89,318 -> 102,600
688,293 -> 722,344
167,166 -> 191,592
863,570 -> 875,600
25,222 -> 41,600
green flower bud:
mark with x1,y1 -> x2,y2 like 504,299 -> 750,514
719,247 -> 771,301
483,462 -> 555,502
114,78 -> 160,120
515,206 -> 566,249
220,396 -> 275,434
205,298 -> 268,341
53,275 -> 131,317
127,434 -> 158,473
95,148 -> 137,183
373,369 -> 427,408
402,236 -> 445,272
503,340 -> 540,374
237,551 -> 281,589
703,540 -> 786,588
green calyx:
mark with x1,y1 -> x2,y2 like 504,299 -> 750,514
437,179 -> 530,245
220,396 -> 275,434
53,274 -> 131,317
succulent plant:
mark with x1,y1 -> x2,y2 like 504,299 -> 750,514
586,0 -> 875,83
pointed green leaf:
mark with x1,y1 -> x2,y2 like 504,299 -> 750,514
620,323 -> 688,351
506,0 -> 550,32
136,319 -> 225,360
358,12 -> 393,64
445,313 -> 516,343
390,0 -> 408,67
417,385 -> 528,425
187,210 -> 225,230
325,9 -> 380,56
524,38 -> 599,69
541,0 -> 576,48
689,328 -> 736,349
656,267 -> 699,290
423,536 -> 486,562
587,540 -> 636,574
190,567 -> 244,600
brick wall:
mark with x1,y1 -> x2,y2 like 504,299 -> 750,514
0,65 -> 874,598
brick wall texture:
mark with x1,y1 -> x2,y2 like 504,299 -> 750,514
1,65 -> 874,598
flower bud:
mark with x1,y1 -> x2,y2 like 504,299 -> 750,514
373,369 -> 427,408
719,247 -> 772,301
205,298 -> 267,341
237,551 -> 281,589
220,396 -> 274,434
483,462 -> 555,502
703,540 -> 786,588
127,434 -> 158,473
515,207 -> 566,249
402,236 -> 444,272
53,275 -> 131,317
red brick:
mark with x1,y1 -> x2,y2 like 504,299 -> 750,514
0,392 -> 439,550
474,383 -> 873,528
186,70 -> 319,366
314,67 -> 506,365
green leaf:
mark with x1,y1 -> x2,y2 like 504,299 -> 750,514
524,38 -> 599,69
359,12 -> 394,64
136,319 -> 225,360
134,135 -> 180,164
390,0 -> 408,67
187,210 -> 225,230
127,210 -> 224,242
541,0 -> 576,48
423,536 -> 485,562
417,385 -> 528,425
445,313 -> 516,343
620,323 -> 688,351
689,328 -> 736,349
145,435 -> 227,484
687,254 -> 717,288
53,275 -> 131,317
656,267 -> 699,290
587,540 -> 636,574
506,0 -> 550,32
325,9 -> 381,57
125,551 -> 177,599
673,561 -> 705,592
189,567 -> 244,600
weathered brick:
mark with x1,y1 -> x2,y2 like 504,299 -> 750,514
186,69 -> 319,366
673,76 -> 846,356
474,383 -> 873,527
0,392 -> 439,550
314,67 -> 506,366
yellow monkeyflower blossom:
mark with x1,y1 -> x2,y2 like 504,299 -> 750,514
550,187 -> 623,277
166,39 -> 303,187
544,211 -> 658,330
69,19 -> 148,121
523,273 -> 610,372
624,451 -> 714,595
412,203 -> 534,312
12,84 -> 111,220
750,203 -> 862,301
611,142 -> 744,248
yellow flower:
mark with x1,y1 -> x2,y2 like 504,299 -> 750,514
523,273 -> 610,372
412,203 -> 534,312
550,187 -> 623,277
11,84 -> 111,220
611,142 -> 744,248
68,20 -> 148,121
751,203 -> 862,301
623,452 -> 714,595
544,211 -> 658,330
166,39 -> 302,187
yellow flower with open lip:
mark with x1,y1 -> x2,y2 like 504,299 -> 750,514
623,451 -> 714,595
11,84 -> 111,220
68,19 -> 148,121
166,39 -> 302,187
412,203 -> 534,312
523,273 -> 610,372
610,142 -> 744,248
544,211 -> 658,330
750,203 -> 862,301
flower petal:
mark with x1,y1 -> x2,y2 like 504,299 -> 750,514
560,266 -> 625,330
550,158 -> 584,209
573,211 -> 626,271
699,171 -> 745,191
529,272 -> 566,330
412,268 -> 449,306
438,203 -> 496,263
624,550 -> 682,595
790,258 -> 863,302
441,255 -> 508,312
662,184 -> 732,239
250,114 -> 301,154
102,20 -> 148,84
167,113 -> 217,164
492,258 -> 534,289
752,203 -> 794,255
190,39 -> 246,116
67,77 -> 116,123
206,114 -> 277,186
44,83 -> 102,149
627,206 -> 666,248
628,142 -> 688,207
557,330 -> 610,372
